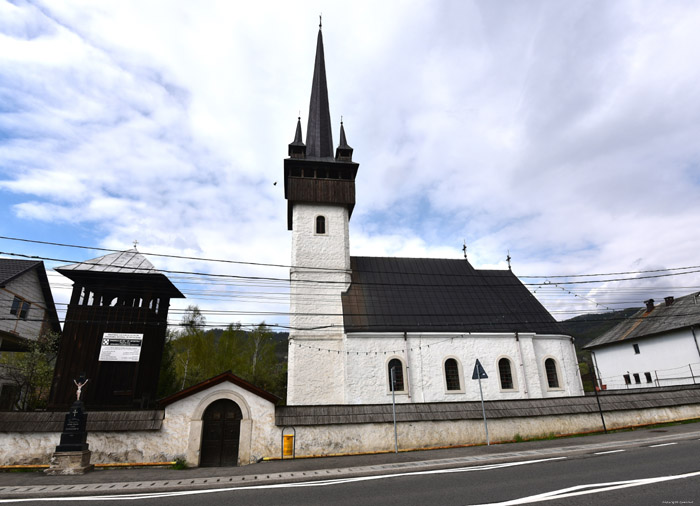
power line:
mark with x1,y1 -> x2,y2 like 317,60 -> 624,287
4,249 -> 700,289
3,234 -> 700,281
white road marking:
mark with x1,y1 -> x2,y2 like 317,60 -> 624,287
466,470 -> 700,506
593,450 -> 625,455
648,442 -> 678,448
0,457 -> 567,503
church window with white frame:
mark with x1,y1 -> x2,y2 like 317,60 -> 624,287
387,358 -> 406,393
315,215 -> 326,235
443,357 -> 462,391
498,357 -> 516,390
545,357 -> 561,389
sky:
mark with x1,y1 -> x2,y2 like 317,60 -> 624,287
2,0 -> 700,330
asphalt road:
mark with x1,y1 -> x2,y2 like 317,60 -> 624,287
5,437 -> 699,505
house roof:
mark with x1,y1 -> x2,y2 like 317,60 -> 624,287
341,256 -> 563,334
158,371 -> 279,407
585,292 -> 700,349
0,259 -> 61,335
56,249 -> 184,298
0,259 -> 41,286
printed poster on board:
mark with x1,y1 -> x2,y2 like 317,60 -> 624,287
98,333 -> 143,362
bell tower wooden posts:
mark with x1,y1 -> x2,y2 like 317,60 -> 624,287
48,249 -> 184,410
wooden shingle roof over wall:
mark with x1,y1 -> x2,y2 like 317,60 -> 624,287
341,257 -> 563,334
0,410 -> 164,432
276,385 -> 700,426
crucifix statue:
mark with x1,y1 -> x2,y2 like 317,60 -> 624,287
74,375 -> 89,401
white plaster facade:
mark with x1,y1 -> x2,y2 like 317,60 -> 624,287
592,328 -> 700,390
0,378 -> 277,467
2,400 -> 699,466
342,332 -> 583,403
285,195 -> 585,405
287,203 -> 351,405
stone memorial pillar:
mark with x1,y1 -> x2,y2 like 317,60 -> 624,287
45,377 -> 94,475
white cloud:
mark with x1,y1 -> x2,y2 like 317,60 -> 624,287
1,0 -> 700,325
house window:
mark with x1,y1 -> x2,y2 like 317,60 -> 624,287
645,372 -> 653,383
10,296 -> 30,320
498,358 -> 515,390
545,358 -> 560,389
444,358 -> 461,391
388,358 -> 405,392
633,344 -> 640,354
633,373 -> 641,384
315,215 -> 326,235
623,374 -> 631,385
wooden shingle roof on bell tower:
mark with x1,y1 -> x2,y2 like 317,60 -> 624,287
283,26 -> 360,230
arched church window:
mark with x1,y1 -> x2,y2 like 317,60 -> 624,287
315,215 -> 326,235
444,358 -> 461,391
498,357 -> 515,390
387,358 -> 405,392
545,358 -> 560,389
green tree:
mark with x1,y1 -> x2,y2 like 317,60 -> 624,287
160,306 -> 287,401
242,323 -> 286,397
0,330 -> 61,411
157,329 -> 180,398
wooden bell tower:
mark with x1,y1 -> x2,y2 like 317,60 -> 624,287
48,249 -> 184,410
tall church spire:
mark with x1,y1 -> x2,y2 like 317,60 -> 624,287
283,24 -> 359,231
305,28 -> 334,158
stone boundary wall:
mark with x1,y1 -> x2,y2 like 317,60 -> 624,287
0,386 -> 698,466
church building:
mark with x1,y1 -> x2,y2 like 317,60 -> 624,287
283,27 -> 584,406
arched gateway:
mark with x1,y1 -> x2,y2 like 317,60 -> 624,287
200,399 -> 243,467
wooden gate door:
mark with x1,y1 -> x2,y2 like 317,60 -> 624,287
200,399 -> 243,467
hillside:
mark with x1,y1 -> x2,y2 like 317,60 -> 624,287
560,307 -> 641,350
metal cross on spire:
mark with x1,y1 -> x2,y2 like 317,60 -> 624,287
319,13 -> 322,29
462,241 -> 467,260
507,250 -> 512,270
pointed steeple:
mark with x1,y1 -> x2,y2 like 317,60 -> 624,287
288,117 -> 306,158
283,23 -> 360,231
335,120 -> 353,161
306,28 -> 334,158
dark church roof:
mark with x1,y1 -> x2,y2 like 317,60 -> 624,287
585,292 -> 700,349
341,256 -> 563,334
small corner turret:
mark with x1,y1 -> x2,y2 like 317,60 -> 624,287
288,117 -> 306,159
335,120 -> 353,162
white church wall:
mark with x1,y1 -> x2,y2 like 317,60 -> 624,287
592,329 -> 700,390
344,333 -> 583,404
532,336 -> 584,397
287,203 -> 351,405
287,336 -> 346,405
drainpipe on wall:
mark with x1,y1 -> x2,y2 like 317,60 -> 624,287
691,325 -> 700,361
514,332 -> 529,398
403,331 -> 411,400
